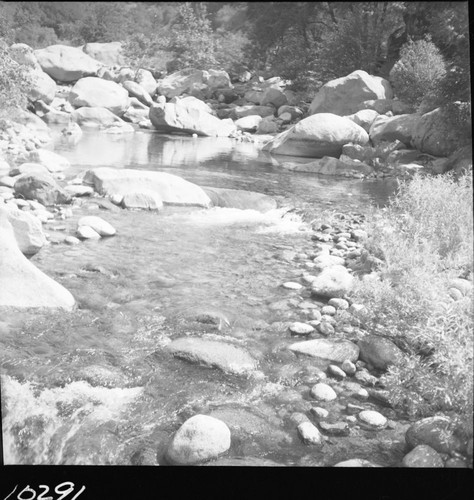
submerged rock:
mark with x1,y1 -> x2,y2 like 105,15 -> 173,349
0,208 -> 75,309
165,337 -> 257,376
202,187 -> 277,213
166,414 -> 231,465
289,338 -> 359,363
405,416 -> 464,454
402,445 -> 444,468
77,216 -> 116,237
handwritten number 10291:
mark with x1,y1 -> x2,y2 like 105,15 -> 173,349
4,482 -> 86,500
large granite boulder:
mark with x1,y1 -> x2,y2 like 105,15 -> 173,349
0,208 -> 75,310
412,107 -> 470,157
28,149 -> 70,173
261,86 -> 288,108
122,80 -> 153,106
27,68 -> 57,104
14,173 -> 72,206
69,77 -> 130,116
71,107 -> 125,129
203,187 -> 277,212
206,69 -> 232,90
134,69 -> 157,95
82,42 -> 124,67
156,68 -> 209,99
10,109 -> 51,144
263,114 -> 369,158
5,206 -> 47,255
170,96 -> 213,115
166,415 -> 231,465
345,109 -> 379,133
369,114 -> 421,146
405,416 -> 465,454
165,337 -> 257,376
231,105 -> 275,119
309,70 -> 392,116
149,102 -> 236,137
34,44 -> 102,82
83,167 -> 211,207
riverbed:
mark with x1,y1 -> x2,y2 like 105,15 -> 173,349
1,130 -> 402,465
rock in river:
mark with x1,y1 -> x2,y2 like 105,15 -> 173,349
0,208 -> 75,310
165,337 -> 257,376
77,216 -> 116,236
166,414 -> 231,465
202,186 -> 277,213
311,265 -> 354,299
14,173 -> 72,206
289,338 -> 359,363
402,445 -> 444,468
83,167 -> 211,208
5,206 -> 47,255
358,334 -> 403,371
262,113 -> 369,158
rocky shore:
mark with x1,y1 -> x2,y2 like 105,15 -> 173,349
1,40 -> 472,468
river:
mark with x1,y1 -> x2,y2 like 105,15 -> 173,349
1,129 -> 400,465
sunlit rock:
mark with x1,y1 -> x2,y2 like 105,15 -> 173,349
34,44 -> 102,82
83,167 -> 211,207
0,208 -> 75,309
166,414 -> 231,465
309,70 -> 392,116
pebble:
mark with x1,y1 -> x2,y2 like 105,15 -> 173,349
341,359 -> 356,375
358,410 -> 387,428
346,403 -> 365,415
328,298 -> 349,310
321,305 -> 336,316
65,236 -> 80,245
297,421 -> 323,445
444,458 -> 468,468
289,322 -> 315,336
334,458 -> 380,467
282,281 -> 303,290
310,383 -> 337,401
77,215 -> 116,236
355,388 -> 369,400
345,416 -> 357,424
349,303 -> 368,317
310,309 -> 322,322
328,365 -> 346,379
297,300 -> 318,309
320,315 -> 336,325
76,225 -> 101,239
301,274 -> 316,284
448,287 -> 463,301
310,407 -> 329,419
319,421 -> 350,436
317,322 -> 335,336
351,229 -> 368,241
289,412 -> 311,425
354,368 -> 378,386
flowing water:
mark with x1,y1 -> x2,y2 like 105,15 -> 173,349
1,130 -> 399,465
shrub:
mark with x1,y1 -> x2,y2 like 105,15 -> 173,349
390,36 -> 447,109
0,39 -> 32,116
353,173 -> 473,422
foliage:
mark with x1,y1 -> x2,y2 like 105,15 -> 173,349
0,39 -> 32,116
389,36 -> 447,108
162,3 -> 218,72
353,173 -> 473,421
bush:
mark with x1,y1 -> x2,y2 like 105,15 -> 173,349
390,36 -> 447,109
353,173 -> 473,422
0,39 -> 32,116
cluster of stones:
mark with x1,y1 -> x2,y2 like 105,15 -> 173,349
2,42 -> 470,181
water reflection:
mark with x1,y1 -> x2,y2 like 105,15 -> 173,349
52,128 -> 396,208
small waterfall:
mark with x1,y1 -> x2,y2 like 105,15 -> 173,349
2,376 -> 142,464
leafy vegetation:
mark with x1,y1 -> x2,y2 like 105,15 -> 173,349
353,174 -> 473,422
389,36 -> 447,109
